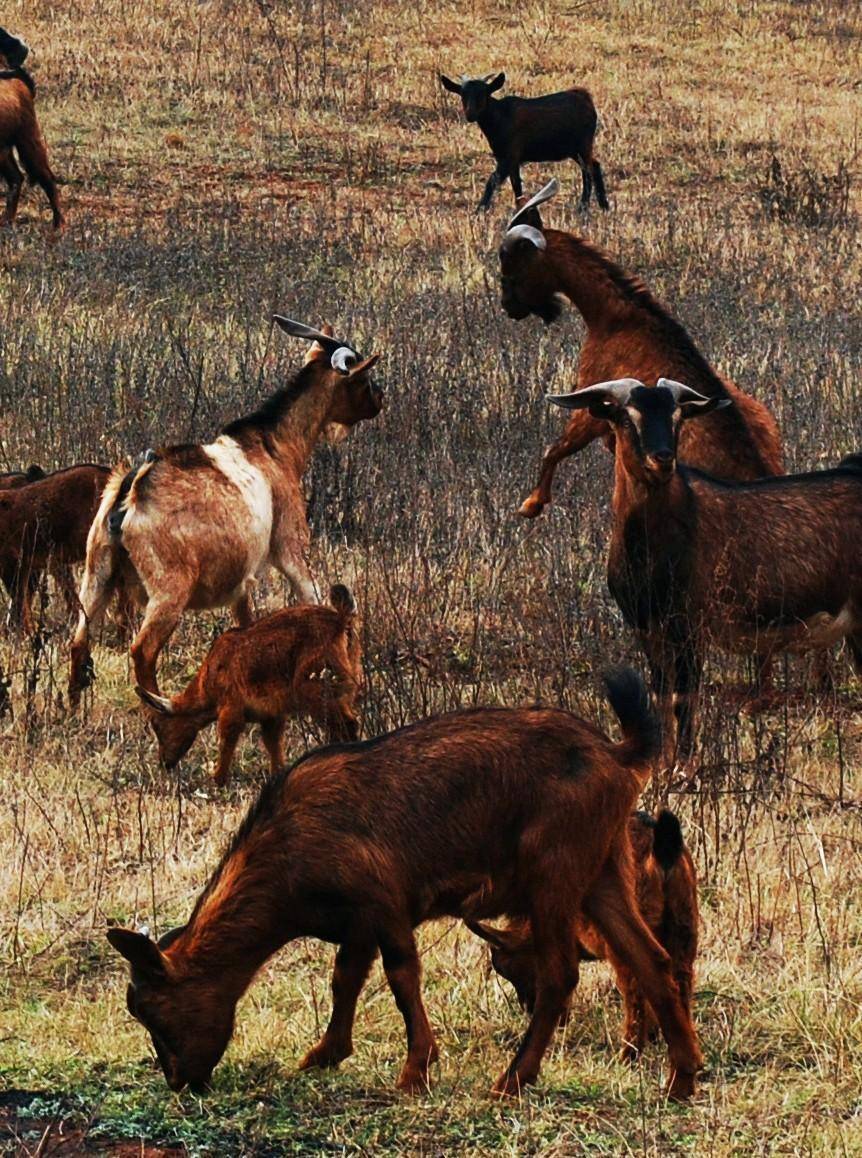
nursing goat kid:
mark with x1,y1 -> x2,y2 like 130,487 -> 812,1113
549,377 -> 862,760
69,319 -> 382,705
499,181 -> 782,518
107,669 -> 702,1101
469,809 -> 698,1062
440,73 -> 607,212
137,584 -> 362,784
0,28 -> 64,229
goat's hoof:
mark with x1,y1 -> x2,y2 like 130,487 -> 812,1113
517,495 -> 546,519
395,1066 -> 432,1094
665,1070 -> 697,1101
491,1070 -> 533,1098
298,1040 -> 351,1070
619,1043 -> 641,1066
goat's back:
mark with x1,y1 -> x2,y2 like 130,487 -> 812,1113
0,464 -> 110,560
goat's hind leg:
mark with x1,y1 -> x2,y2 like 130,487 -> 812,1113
584,867 -> 702,1100
378,923 -> 439,1092
576,155 -> 593,208
0,149 -> 23,226
69,546 -> 116,709
130,595 -> 186,696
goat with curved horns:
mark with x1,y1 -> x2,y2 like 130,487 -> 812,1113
439,74 -> 607,212
69,318 -> 382,704
499,179 -> 783,518
548,376 -> 862,763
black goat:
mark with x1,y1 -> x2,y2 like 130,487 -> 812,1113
439,72 -> 608,212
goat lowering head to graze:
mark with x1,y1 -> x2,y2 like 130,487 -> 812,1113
69,317 -> 382,706
136,584 -> 362,785
0,464 -> 46,490
0,463 -> 131,635
497,180 -> 783,519
0,27 -> 64,230
106,668 -> 702,1101
439,73 -> 608,213
549,377 -> 862,764
468,809 -> 698,1062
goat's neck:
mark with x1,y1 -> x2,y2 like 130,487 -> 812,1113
476,99 -> 505,150
547,233 -> 637,332
269,385 -> 335,473
611,452 -> 677,525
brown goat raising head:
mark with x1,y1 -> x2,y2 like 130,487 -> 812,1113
468,920 -> 538,1012
548,377 -> 731,483
107,926 -> 233,1093
498,179 -> 563,324
274,316 -> 383,427
439,72 -> 505,122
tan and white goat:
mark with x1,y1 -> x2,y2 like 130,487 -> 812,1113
69,319 -> 382,704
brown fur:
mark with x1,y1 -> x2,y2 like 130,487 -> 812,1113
69,327 -> 382,705
468,809 -> 698,1061
556,381 -> 862,760
498,226 -> 783,516
0,33 -> 64,230
0,464 -> 45,490
106,669 -> 702,1101
0,464 -> 124,632
137,584 -> 363,784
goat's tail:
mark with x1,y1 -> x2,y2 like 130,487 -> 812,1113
106,451 -> 159,538
329,583 -> 356,621
603,666 -> 662,770
652,809 -> 685,872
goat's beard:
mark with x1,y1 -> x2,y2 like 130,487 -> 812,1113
323,422 -> 350,446
533,295 -> 563,325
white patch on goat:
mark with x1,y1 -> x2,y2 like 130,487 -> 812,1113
203,436 -> 273,558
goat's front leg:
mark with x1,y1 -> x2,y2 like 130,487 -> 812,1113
299,938 -> 378,1071
478,167 -> 505,212
519,411 -> 610,518
673,643 -> 702,770
378,925 -> 439,1092
576,156 -> 593,208
0,149 -> 23,226
213,707 -> 245,786
508,165 -> 524,201
259,716 -> 285,776
274,548 -> 320,605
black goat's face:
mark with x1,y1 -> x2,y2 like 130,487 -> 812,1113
0,28 -> 28,67
499,240 -> 561,324
440,72 -> 505,122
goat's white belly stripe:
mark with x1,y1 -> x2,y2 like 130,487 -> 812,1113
204,436 -> 273,565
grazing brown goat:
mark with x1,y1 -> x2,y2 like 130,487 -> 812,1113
549,377 -> 862,759
106,669 -> 702,1101
0,464 -> 116,632
497,181 -> 782,518
0,28 -> 64,230
469,809 -> 698,1062
440,73 -> 608,212
69,318 -> 382,706
0,464 -> 45,489
137,584 -> 362,784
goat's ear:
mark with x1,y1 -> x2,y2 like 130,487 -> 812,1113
348,353 -> 381,377
106,927 -> 170,979
466,920 -> 519,951
439,74 -> 461,94
135,686 -> 173,715
679,397 -> 733,420
487,72 -> 505,93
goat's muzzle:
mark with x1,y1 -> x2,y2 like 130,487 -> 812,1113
645,452 -> 675,481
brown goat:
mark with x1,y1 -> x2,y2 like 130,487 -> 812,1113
136,584 -> 362,784
469,809 -> 698,1062
497,181 -> 782,518
70,318 -> 382,706
0,29 -> 64,230
439,74 -> 607,212
549,377 -> 862,760
0,464 -> 117,633
106,669 -> 702,1100
0,464 -> 46,489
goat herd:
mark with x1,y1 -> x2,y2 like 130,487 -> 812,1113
2,31 -> 860,1110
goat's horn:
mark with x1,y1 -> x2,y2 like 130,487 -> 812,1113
481,72 -> 497,83
272,316 -> 345,352
503,224 -> 547,251
507,178 -> 559,231
330,346 -> 358,374
656,377 -> 713,406
546,378 -> 644,410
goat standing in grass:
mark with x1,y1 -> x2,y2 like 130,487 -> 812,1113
469,809 -> 698,1062
137,584 -> 362,784
69,319 -> 382,705
107,668 -> 702,1101
499,181 -> 783,518
549,377 -> 862,761
0,28 -> 64,230
439,73 -> 608,212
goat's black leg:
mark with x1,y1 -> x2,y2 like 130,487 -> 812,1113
478,167 -> 504,212
577,156 -> 593,207
672,644 -> 702,768
509,166 -> 524,201
0,149 -> 23,226
592,160 -> 610,210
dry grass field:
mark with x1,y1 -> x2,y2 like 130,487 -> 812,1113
1,0 -> 862,1153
